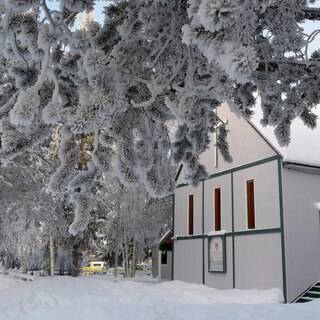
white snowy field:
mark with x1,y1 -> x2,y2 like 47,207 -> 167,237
0,275 -> 320,320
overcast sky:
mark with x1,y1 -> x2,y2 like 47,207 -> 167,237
252,104 -> 320,165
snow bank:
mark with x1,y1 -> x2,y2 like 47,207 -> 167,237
0,275 -> 21,292
0,276 -> 319,320
157,280 -> 284,304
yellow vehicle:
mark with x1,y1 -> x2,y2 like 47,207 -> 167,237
82,261 -> 108,275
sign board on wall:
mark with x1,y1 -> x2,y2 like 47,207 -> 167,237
208,234 -> 226,273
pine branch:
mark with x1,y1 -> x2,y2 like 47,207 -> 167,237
299,7 -> 320,20
41,0 -> 56,28
266,6 -> 320,21
11,33 -> 29,69
257,58 -> 320,72
34,152 -> 54,167
65,12 -> 78,25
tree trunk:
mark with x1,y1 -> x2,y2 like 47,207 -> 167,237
152,244 -> 159,278
114,249 -> 119,277
123,242 -> 129,277
2,252 -> 14,270
2,252 -> 8,270
20,248 -> 28,274
130,240 -> 137,278
49,237 -> 55,276
70,245 -> 80,277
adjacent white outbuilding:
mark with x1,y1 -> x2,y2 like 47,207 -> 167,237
167,103 -> 320,303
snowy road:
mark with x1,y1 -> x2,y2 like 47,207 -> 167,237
0,275 -> 320,320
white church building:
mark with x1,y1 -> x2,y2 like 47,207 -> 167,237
168,103 -> 320,303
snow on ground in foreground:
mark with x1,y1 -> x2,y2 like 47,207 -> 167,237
0,275 -> 320,320
0,275 -> 21,292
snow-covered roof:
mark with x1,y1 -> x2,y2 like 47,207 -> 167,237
158,229 -> 173,246
250,107 -> 320,168
283,161 -> 320,175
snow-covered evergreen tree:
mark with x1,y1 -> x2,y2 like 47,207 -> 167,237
183,0 -> 320,145
0,153 -> 60,271
1,0 -> 320,233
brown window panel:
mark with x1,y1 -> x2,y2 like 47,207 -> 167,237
214,188 -> 221,231
246,179 -> 255,229
188,194 -> 194,235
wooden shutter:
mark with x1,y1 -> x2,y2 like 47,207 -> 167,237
246,180 -> 255,229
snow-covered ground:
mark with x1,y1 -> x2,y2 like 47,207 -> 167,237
0,275 -> 320,320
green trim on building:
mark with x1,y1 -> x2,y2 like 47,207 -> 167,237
231,172 -> 235,288
208,155 -> 281,179
175,228 -> 281,240
202,180 -> 205,285
172,193 -> 175,281
175,155 -> 281,189
278,158 -> 288,303
175,234 -> 206,240
284,161 -> 320,170
229,228 -> 281,237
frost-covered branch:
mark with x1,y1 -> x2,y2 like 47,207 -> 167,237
41,0 -> 56,28
1,0 -> 320,234
11,33 -> 29,68
296,6 -> 320,20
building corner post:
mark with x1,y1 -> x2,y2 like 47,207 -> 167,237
202,180 -> 205,285
171,192 -> 175,281
278,157 -> 288,302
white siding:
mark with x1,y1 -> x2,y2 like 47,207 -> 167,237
173,239 -> 202,284
173,103 -> 285,293
160,251 -> 172,280
174,184 -> 202,236
233,160 -> 281,231
282,168 -> 320,302
176,104 -> 278,185
234,233 -> 283,290
204,174 -> 232,233
200,103 -> 277,176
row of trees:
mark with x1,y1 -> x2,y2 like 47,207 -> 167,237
0,152 -> 172,275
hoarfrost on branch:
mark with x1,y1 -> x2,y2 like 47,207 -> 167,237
1,0 -> 320,232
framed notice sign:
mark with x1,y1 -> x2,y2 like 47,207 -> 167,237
208,234 -> 226,273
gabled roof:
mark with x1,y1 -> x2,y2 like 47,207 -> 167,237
284,161 -> 320,174
159,230 -> 173,251
246,120 -> 283,158
174,104 -> 320,183
251,107 -> 320,168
